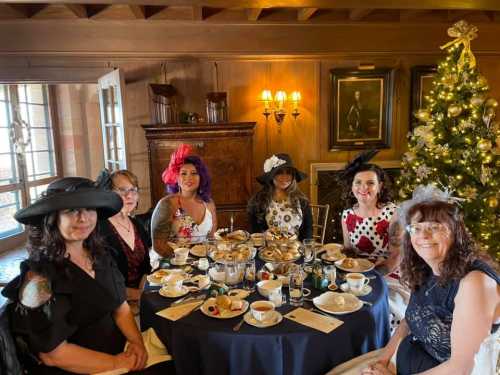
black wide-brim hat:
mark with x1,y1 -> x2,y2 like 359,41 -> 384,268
256,153 -> 307,185
14,177 -> 123,225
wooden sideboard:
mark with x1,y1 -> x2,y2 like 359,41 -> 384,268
142,122 -> 256,231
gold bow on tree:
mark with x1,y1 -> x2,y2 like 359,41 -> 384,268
440,20 -> 478,71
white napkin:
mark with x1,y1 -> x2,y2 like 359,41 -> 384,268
93,328 -> 172,375
156,300 -> 204,321
285,307 -> 343,334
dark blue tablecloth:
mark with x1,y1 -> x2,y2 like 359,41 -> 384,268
141,268 -> 390,375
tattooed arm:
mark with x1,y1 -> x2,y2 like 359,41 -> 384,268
150,197 -> 175,257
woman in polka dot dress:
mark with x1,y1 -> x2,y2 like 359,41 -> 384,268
340,156 -> 410,334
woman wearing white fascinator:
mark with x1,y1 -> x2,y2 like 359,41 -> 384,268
247,153 -> 312,240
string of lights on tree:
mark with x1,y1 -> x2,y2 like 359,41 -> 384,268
397,20 -> 499,259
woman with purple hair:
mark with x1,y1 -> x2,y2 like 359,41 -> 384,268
150,144 -> 217,257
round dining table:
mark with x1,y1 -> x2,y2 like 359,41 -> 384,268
140,262 -> 390,375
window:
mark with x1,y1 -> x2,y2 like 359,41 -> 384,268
0,84 -> 59,240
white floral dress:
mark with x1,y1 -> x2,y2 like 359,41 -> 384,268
265,199 -> 303,235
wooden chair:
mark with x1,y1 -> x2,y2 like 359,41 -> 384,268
310,204 -> 330,244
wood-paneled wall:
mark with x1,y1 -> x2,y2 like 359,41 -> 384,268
14,20 -> 500,211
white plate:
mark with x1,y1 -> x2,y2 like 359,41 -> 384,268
190,244 -> 208,257
147,268 -> 186,285
321,253 -> 346,263
227,289 -> 251,299
340,283 -> 372,297
159,285 -> 190,298
243,310 -> 283,328
335,258 -> 374,273
200,298 -> 249,319
313,291 -> 363,315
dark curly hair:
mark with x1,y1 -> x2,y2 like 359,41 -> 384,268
27,211 -> 104,268
400,200 -> 495,291
340,163 -> 393,209
166,155 -> 212,202
247,177 -> 307,223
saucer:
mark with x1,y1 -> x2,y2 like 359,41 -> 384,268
340,283 -> 372,296
170,258 -> 188,266
243,310 -> 283,328
159,285 -> 190,298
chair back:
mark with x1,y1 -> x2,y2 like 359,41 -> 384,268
0,301 -> 23,375
310,204 -> 330,244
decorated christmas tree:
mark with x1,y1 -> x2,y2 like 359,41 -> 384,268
397,20 -> 500,259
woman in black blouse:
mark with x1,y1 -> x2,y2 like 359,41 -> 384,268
97,170 -> 151,304
2,177 -> 147,374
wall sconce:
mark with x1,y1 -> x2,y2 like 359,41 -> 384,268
260,89 -> 301,133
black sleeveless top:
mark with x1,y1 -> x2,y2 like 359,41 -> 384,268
404,259 -> 499,363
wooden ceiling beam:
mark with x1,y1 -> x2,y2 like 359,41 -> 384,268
129,4 -> 145,18
399,9 -> 428,21
349,8 -> 373,21
192,5 -> 203,20
297,7 -> 317,21
0,4 -> 28,18
246,8 -> 262,21
3,1 -> 500,12
65,4 -> 88,18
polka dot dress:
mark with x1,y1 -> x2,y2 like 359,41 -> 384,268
342,202 -> 406,335
341,203 -> 396,261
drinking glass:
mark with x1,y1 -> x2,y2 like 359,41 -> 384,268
243,259 -> 256,291
302,239 -> 315,264
288,264 -> 304,306
224,261 -> 245,287
198,257 -> 210,274
324,264 -> 337,285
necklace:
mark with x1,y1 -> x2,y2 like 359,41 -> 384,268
113,217 -> 132,233
424,278 -> 439,296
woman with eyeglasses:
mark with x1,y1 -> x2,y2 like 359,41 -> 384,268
97,169 -> 151,304
360,185 -> 499,375
247,153 -> 312,240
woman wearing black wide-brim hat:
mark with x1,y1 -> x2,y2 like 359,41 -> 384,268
1,177 -> 155,373
247,153 -> 312,241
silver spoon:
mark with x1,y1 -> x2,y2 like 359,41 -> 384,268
232,317 -> 245,331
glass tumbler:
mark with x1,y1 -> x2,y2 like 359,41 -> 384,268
288,264 -> 304,306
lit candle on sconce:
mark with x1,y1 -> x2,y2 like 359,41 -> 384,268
260,89 -> 273,118
290,91 -> 301,119
274,90 -> 287,111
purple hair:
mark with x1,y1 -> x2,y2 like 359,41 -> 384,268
166,155 -> 212,202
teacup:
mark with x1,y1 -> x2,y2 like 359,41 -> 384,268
174,247 -> 190,264
250,300 -> 275,322
164,274 -> 184,293
345,272 -> 369,293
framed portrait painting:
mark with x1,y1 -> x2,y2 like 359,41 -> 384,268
329,68 -> 394,150
410,65 -> 437,129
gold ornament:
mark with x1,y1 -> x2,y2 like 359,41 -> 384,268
482,153 -> 493,164
485,98 -> 499,108
440,20 -> 478,71
448,105 -> 462,117
415,109 -> 431,122
477,139 -> 493,152
470,95 -> 485,106
487,196 -> 498,209
477,75 -> 488,87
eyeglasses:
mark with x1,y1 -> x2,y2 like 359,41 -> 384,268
406,222 -> 448,236
115,187 -> 139,196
